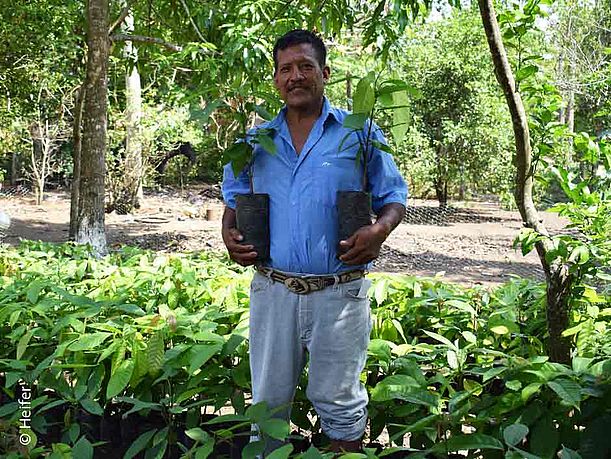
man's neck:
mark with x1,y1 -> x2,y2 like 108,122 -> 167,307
285,98 -> 324,126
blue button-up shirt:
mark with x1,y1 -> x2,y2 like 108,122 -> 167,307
222,97 -> 408,275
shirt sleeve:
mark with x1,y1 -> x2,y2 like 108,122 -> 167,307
366,123 -> 409,214
222,162 -> 250,209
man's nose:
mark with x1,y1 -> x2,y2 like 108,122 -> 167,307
289,67 -> 305,81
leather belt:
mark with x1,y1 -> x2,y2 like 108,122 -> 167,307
256,267 -> 365,295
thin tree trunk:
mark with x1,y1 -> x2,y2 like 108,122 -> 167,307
70,86 -> 86,239
76,0 -> 109,256
28,122 -> 44,205
124,10 -> 143,210
478,0 -> 571,363
11,152 -> 18,186
111,7 -> 143,214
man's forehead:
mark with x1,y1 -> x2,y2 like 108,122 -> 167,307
276,43 -> 318,64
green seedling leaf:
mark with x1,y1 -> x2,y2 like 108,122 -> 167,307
242,440 -> 265,459
431,433 -> 504,452
506,380 -> 522,391
367,339 -> 392,364
547,379 -> 581,407
423,330 -> 456,349
80,399 -> 103,416
266,444 -> 294,459
343,113 -> 368,130
462,331 -> 477,343
0,402 -> 18,417
353,77 -> 375,114
106,359 -> 134,399
255,132 -> 277,155
254,104 -> 274,121
147,331 -> 164,375
204,413 -> 249,425
223,142 -> 253,177
371,375 -> 436,407
72,437 -> 93,459
188,343 -> 223,374
17,329 -> 34,359
522,383 -> 542,401
301,446 -> 324,458
144,439 -> 167,459
259,418 -> 290,440
371,139 -> 393,154
503,423 -> 529,446
391,90 -> 410,144
186,427 -> 210,443
194,439 -> 215,459
560,446 -> 582,459
68,332 -> 112,352
27,280 -> 44,304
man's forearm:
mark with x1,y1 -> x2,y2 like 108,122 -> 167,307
374,203 -> 406,240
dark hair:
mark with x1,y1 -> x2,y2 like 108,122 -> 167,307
273,29 -> 327,72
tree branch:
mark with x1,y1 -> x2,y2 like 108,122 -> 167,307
178,0 -> 206,43
111,33 -> 183,52
109,0 -> 137,35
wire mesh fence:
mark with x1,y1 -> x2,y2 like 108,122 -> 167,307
0,184 -> 591,286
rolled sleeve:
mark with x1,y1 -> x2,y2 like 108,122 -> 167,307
222,162 -> 250,209
366,125 -> 408,213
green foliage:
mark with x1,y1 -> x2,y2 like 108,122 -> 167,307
0,242 -> 609,457
394,9 -> 514,201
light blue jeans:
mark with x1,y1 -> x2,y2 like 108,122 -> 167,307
248,271 -> 372,454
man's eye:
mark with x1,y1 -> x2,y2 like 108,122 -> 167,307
280,67 -> 290,73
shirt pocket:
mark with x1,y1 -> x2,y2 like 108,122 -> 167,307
312,154 -> 363,208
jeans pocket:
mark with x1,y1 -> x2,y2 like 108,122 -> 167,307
343,278 -> 371,300
250,273 -> 271,293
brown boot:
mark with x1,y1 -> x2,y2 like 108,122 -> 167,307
329,438 -> 363,454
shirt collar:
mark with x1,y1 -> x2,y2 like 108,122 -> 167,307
267,96 -> 340,130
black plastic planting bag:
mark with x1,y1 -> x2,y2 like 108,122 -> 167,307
337,190 -> 372,251
235,193 -> 270,262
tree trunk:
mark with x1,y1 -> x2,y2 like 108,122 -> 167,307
435,144 -> 448,208
478,0 -> 571,363
76,0 -> 109,256
70,86 -> 86,239
28,122 -> 45,205
113,7 -> 143,214
11,152 -> 18,186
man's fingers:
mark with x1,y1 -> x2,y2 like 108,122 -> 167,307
339,233 -> 357,248
231,251 -> 258,266
228,241 -> 255,253
228,228 -> 244,242
340,249 -> 369,265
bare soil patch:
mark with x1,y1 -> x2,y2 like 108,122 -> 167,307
0,185 -> 569,286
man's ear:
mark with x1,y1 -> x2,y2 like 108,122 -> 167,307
322,65 -> 331,84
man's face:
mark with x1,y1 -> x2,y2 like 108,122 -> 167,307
274,43 -> 330,112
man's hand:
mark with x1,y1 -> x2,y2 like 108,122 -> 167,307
221,206 -> 257,266
222,227 -> 258,266
338,202 -> 405,265
338,223 -> 388,265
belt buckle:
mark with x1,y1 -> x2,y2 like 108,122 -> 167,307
284,277 -> 311,294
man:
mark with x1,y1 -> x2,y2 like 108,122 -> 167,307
221,30 -> 407,454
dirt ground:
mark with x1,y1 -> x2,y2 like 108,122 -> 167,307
0,184 -> 569,286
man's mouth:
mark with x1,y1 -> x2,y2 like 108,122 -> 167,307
288,86 -> 307,93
